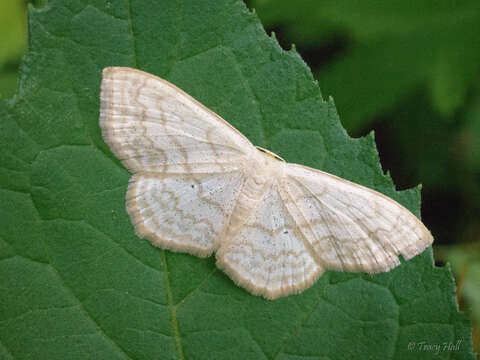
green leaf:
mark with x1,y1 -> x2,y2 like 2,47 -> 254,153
0,69 -> 19,99
0,0 -> 28,99
443,244 -> 480,325
0,1 -> 474,359
317,18 -> 480,131
0,1 -> 27,66
251,0 -> 480,131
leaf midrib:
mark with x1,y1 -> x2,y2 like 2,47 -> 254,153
160,250 -> 185,360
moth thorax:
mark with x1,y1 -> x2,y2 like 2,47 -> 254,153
250,149 -> 286,184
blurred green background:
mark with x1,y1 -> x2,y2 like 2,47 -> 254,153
1,0 -> 478,352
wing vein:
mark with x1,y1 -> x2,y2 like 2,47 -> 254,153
288,176 -> 381,270
277,180 -> 325,268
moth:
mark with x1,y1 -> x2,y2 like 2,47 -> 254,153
99,67 -> 433,299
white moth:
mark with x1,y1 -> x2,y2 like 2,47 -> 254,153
99,67 -> 433,300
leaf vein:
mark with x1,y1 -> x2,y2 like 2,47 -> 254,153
125,0 -> 138,68
160,250 -> 185,360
